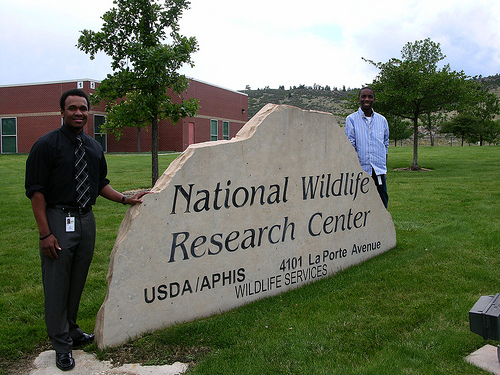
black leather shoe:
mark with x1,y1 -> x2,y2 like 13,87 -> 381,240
56,352 -> 75,371
72,332 -> 94,348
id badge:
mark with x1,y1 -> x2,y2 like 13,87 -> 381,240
66,216 -> 75,232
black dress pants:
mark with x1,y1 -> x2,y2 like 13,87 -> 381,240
40,207 -> 95,353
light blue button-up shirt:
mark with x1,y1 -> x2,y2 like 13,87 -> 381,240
345,107 -> 389,176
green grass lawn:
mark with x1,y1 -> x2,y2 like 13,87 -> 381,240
1,146 -> 499,374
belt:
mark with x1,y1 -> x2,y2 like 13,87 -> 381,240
48,205 -> 92,215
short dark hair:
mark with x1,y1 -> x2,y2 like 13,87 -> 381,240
358,86 -> 375,98
60,89 -> 90,111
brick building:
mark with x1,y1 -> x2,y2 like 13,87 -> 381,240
0,78 -> 248,153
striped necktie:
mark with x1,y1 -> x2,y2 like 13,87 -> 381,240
75,135 -> 91,208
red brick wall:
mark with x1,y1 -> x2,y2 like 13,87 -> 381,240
1,79 -> 247,153
106,79 -> 248,152
16,115 -> 61,153
188,79 -> 248,122
0,80 -> 105,153
106,126 -> 153,153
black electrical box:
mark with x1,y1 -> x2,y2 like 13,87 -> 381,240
469,294 -> 500,340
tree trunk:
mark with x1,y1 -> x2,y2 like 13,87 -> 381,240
411,118 -> 419,170
137,127 -> 142,153
151,116 -> 159,187
426,113 -> 434,146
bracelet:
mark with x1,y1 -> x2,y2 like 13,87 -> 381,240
121,196 -> 127,205
40,232 -> 52,240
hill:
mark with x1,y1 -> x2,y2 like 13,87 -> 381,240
241,86 -> 355,120
241,75 -> 500,121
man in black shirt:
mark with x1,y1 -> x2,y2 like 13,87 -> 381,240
25,89 -> 148,371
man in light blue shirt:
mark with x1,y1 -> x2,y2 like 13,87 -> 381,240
345,87 -> 389,208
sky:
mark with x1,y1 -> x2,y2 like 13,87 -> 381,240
1,0 -> 499,91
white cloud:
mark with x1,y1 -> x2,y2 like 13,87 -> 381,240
1,0 -> 499,90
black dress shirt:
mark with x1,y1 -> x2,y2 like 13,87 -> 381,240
25,124 -> 110,206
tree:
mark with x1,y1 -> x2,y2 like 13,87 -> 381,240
440,113 -> 478,146
387,115 -> 412,147
478,120 -> 500,145
485,120 -> 500,144
419,112 -> 448,146
78,0 -> 199,186
442,116 -> 500,146
364,38 -> 471,169
456,81 -> 500,145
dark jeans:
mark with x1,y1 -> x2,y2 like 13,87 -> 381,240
371,170 -> 388,208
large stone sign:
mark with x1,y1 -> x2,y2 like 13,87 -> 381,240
94,104 -> 397,348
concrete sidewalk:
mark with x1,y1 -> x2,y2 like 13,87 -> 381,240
28,345 -> 500,374
466,345 -> 500,375
29,350 -> 188,375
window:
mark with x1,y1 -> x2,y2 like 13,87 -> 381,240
223,121 -> 229,140
94,115 -> 107,152
1,117 -> 17,153
210,119 -> 218,141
